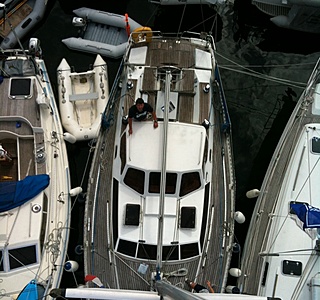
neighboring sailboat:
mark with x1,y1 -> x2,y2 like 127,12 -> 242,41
84,29 -> 236,294
237,59 -> 320,298
0,38 -> 80,298
57,54 -> 109,141
251,0 -> 320,33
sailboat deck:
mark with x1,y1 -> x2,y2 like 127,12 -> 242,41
0,78 -> 45,181
84,36 -> 235,292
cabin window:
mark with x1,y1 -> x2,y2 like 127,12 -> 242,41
137,243 -> 157,260
180,243 -> 199,259
282,260 -> 302,276
148,172 -> 177,194
117,239 -> 137,257
125,204 -> 140,226
120,133 -> 126,174
181,207 -> 196,228
137,243 -> 179,261
163,245 -> 179,261
8,245 -> 37,270
179,172 -> 201,197
124,167 -> 145,194
0,250 -> 3,271
311,137 -> 320,154
261,262 -> 269,286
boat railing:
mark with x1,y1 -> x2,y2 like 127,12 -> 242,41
101,58 -> 125,131
128,29 -> 215,48
305,57 -> 320,95
214,66 -> 231,133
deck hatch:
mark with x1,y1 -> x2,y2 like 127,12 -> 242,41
180,207 -> 196,228
282,260 -> 302,276
125,204 -> 140,226
9,78 -> 33,99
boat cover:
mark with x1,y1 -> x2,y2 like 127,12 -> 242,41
0,174 -> 50,213
17,280 -> 45,300
290,203 -> 320,229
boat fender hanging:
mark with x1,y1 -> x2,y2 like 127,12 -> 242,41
246,189 -> 260,198
64,260 -> 79,272
63,132 -> 77,144
226,285 -> 240,294
229,268 -> 242,278
311,273 -> 320,299
70,186 -> 83,197
234,211 -> 245,224
132,27 -> 152,43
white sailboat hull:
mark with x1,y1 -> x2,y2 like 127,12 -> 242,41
238,59 -> 320,299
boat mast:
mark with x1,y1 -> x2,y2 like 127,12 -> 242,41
156,70 -> 171,274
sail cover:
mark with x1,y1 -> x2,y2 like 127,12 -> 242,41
290,203 -> 320,229
0,174 -> 50,213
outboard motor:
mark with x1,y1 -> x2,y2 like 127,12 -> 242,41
29,38 -> 42,57
0,144 -> 12,163
72,17 -> 86,27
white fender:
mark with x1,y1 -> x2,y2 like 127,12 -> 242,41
246,188 -> 260,198
63,132 -> 77,144
229,268 -> 242,277
64,260 -> 79,272
234,211 -> 245,224
70,187 -> 83,197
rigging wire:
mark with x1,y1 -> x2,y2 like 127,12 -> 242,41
177,3 -> 187,35
216,52 -> 309,89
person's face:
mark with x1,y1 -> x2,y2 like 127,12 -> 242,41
136,103 -> 144,112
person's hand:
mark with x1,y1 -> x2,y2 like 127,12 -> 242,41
129,128 -> 132,135
206,280 -> 214,293
153,121 -> 158,129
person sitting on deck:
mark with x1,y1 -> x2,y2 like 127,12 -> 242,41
185,279 -> 215,293
128,98 -> 158,135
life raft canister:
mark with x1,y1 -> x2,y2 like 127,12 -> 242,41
131,27 -> 152,43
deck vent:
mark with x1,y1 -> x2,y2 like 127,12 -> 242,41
9,78 -> 33,99
181,207 -> 196,228
282,260 -> 302,276
125,204 -> 140,226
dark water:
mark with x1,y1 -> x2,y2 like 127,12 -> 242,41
25,0 -> 320,289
